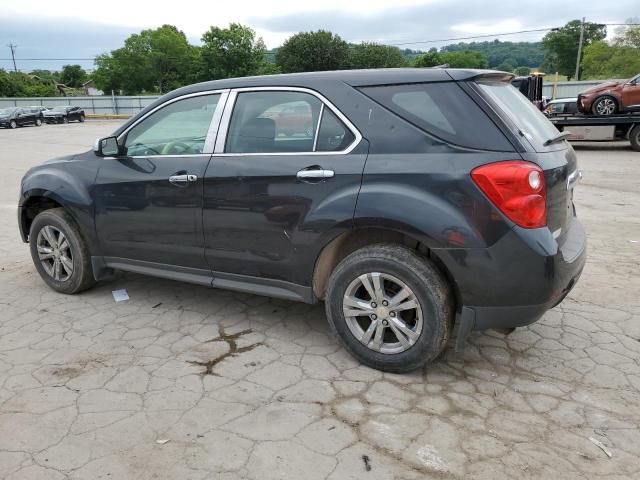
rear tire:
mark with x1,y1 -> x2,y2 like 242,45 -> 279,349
325,244 -> 454,372
630,125 -> 640,152
591,96 -> 617,116
29,208 -> 96,294
35,118 -> 42,126
79,114 -> 85,123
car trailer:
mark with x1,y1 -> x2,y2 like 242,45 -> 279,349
549,114 -> 640,152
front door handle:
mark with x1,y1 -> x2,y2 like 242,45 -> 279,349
169,174 -> 198,185
296,169 -> 335,180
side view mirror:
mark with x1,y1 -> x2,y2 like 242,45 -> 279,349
95,136 -> 122,157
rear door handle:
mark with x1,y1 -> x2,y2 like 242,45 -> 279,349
296,169 -> 335,180
169,174 -> 198,185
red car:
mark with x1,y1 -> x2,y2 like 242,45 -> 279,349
578,73 -> 640,116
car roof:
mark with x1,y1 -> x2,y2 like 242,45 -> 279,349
168,68 -> 512,97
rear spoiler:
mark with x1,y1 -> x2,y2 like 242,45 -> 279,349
446,70 -> 515,83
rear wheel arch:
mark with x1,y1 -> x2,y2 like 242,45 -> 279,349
312,226 -> 459,308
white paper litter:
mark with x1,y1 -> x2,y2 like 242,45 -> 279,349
589,436 -> 612,458
156,439 -> 170,445
112,289 -> 130,302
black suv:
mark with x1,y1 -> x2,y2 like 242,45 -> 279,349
0,107 -> 43,128
18,69 -> 586,372
43,106 -> 85,124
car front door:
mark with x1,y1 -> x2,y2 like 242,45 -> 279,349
94,91 -> 227,274
622,75 -> 640,109
202,88 -> 367,293
17,108 -> 32,126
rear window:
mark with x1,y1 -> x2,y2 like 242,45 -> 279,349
360,82 -> 512,151
478,82 -> 564,152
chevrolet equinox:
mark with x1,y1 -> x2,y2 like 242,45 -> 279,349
18,69 -> 586,372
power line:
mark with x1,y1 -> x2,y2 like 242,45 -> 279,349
383,27 -> 555,46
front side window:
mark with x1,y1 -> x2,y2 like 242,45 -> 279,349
226,91 -> 322,153
124,94 -> 220,156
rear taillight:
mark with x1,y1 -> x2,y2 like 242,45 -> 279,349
471,160 -> 546,229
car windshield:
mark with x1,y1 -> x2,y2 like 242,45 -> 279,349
51,106 -> 69,112
478,81 -> 564,152
0,108 -> 16,115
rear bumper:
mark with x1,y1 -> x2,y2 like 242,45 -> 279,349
434,216 -> 586,333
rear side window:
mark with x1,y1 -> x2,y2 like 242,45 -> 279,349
360,82 -> 512,151
316,109 -> 355,152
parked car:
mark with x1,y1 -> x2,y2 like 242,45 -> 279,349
0,107 -> 43,128
27,106 -> 50,120
43,106 -> 85,124
18,69 -> 586,372
577,73 -> 640,116
544,97 -> 579,117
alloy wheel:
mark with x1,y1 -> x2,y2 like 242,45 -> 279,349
595,98 -> 616,116
342,272 -> 423,354
36,225 -> 73,281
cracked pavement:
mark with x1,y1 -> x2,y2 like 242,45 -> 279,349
1,122 -> 639,479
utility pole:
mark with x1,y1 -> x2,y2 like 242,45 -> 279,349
574,17 -> 585,81
7,43 -> 17,72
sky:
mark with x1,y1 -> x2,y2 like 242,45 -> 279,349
0,0 -> 635,72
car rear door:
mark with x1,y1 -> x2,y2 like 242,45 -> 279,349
94,91 -> 227,274
202,88 -> 367,291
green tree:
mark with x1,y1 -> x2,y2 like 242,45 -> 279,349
349,43 -> 406,69
412,51 -> 443,67
440,50 -> 489,68
613,18 -> 640,48
200,23 -> 270,81
496,61 -> 515,72
93,25 -> 198,95
514,66 -> 531,76
581,19 -> 640,79
276,30 -> 349,73
59,65 -> 87,88
542,20 -> 606,80
0,70 -> 57,97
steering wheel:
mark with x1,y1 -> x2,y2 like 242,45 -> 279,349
161,141 -> 193,155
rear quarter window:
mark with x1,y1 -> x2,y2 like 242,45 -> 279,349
359,82 -> 513,151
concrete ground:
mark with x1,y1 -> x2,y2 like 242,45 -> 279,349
0,121 -> 639,480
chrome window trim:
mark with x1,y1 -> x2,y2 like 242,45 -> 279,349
312,103 -> 324,151
214,91 -> 237,154
116,89 -> 230,155
213,86 -> 363,156
203,90 -> 230,153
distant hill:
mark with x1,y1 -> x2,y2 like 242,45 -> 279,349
440,40 -> 544,69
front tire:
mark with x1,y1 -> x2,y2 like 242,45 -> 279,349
63,116 -> 69,124
591,96 -> 617,116
9,120 -> 17,129
35,118 -> 42,126
325,244 -> 453,372
29,208 -> 96,294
